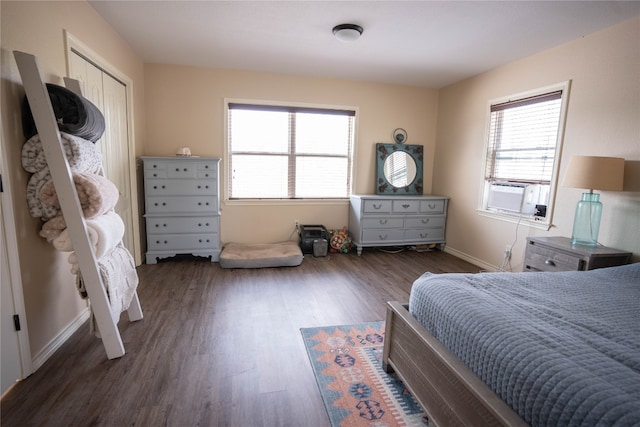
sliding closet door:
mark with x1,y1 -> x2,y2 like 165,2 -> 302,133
101,75 -> 134,254
68,52 -> 135,255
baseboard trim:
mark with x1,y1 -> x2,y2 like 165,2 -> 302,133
31,308 -> 90,372
444,246 -> 497,272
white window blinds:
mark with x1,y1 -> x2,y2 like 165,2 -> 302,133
485,91 -> 562,184
228,103 -> 355,199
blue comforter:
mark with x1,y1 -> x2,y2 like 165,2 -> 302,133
409,263 -> 640,426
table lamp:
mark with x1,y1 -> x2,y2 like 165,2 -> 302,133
562,156 -> 625,246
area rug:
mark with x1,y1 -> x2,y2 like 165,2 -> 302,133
301,321 -> 428,427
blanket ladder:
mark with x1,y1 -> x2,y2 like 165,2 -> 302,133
14,50 -> 143,360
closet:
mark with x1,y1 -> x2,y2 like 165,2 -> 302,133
67,51 -> 136,259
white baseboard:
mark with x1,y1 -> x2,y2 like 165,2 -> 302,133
444,246 -> 498,272
31,308 -> 90,372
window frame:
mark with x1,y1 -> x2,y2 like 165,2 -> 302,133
477,81 -> 571,229
223,99 -> 358,204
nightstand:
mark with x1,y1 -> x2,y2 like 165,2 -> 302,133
523,236 -> 632,272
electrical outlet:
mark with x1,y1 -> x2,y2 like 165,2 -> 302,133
294,219 -> 299,229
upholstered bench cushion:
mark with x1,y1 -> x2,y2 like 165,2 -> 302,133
219,241 -> 303,269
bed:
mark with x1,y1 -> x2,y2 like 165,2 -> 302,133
382,263 -> 640,427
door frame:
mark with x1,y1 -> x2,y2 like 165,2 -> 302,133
63,31 -> 142,265
1,131 -> 33,394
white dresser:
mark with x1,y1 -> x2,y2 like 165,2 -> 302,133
349,195 -> 448,256
141,156 -> 221,264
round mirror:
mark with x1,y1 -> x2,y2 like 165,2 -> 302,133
383,151 -> 417,188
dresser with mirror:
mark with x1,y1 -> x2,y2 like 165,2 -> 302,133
349,129 -> 448,255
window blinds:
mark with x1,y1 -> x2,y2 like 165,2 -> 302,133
228,104 -> 355,199
485,91 -> 562,184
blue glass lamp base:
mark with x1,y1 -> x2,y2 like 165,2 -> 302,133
570,192 -> 602,247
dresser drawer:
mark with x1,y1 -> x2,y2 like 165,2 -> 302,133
524,246 -> 584,272
392,200 -> 419,213
144,160 -> 218,179
146,196 -> 218,214
363,199 -> 392,214
362,228 -> 404,243
147,233 -> 219,251
146,216 -> 219,234
404,228 -> 444,242
405,216 -> 446,229
145,179 -> 217,196
420,199 -> 445,214
361,217 -> 404,229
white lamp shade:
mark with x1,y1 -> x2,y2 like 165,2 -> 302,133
562,156 -> 625,191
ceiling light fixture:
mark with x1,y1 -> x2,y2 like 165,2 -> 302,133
332,24 -> 363,42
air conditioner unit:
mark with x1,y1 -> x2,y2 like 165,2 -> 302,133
488,183 -> 543,214
487,183 -> 526,212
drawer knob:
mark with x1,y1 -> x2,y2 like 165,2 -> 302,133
545,259 -> 556,266
420,233 -> 428,238
162,185 -> 166,189
198,223 -> 202,227
379,219 -> 387,225
373,204 -> 382,209
153,165 -> 157,168
162,202 -> 166,206
197,185 -> 201,189
378,234 -> 388,240
153,185 -> 157,189
184,168 -> 188,172
402,204 -> 410,209
421,218 -> 430,224
153,173 -> 158,177
175,168 -> 179,172
428,204 -> 436,209
154,224 -> 159,228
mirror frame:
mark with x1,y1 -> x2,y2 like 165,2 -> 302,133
375,143 -> 424,195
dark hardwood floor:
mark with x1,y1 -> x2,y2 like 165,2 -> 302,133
1,249 -> 479,427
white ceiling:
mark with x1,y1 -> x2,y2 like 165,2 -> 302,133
88,1 -> 640,88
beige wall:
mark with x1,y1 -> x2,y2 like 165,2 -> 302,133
144,64 -> 438,244
1,1 -> 145,361
434,17 -> 640,270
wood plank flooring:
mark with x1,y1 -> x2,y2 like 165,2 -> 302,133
1,249 -> 479,427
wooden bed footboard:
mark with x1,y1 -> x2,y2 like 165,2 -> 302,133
383,301 -> 527,427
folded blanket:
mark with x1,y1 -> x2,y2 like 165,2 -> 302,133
22,83 -> 105,142
39,215 -> 67,240
22,132 -> 103,174
26,170 -> 59,220
52,211 -> 125,259
75,244 -> 138,324
40,172 -> 119,220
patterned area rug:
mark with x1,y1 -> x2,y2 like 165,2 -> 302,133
301,322 -> 428,427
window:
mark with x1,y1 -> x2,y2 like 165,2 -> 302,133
480,82 -> 570,227
226,102 -> 356,200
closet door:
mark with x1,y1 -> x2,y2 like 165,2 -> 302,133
68,52 -> 135,255
101,75 -> 134,254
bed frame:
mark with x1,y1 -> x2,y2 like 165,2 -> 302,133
382,301 -> 528,427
